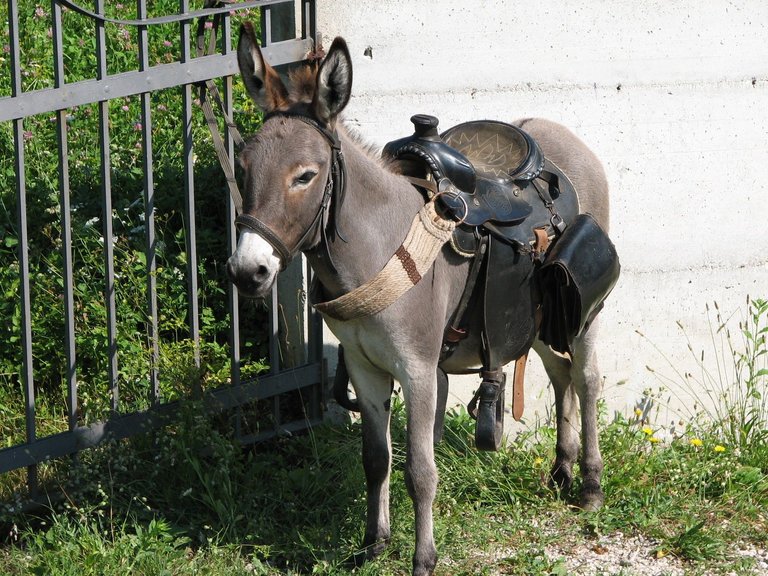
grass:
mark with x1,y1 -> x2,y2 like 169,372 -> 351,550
2,297 -> 766,575
0,394 -> 766,576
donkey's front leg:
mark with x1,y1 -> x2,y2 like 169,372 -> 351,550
402,368 -> 439,576
347,361 -> 395,561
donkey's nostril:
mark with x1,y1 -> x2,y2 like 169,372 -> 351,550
256,265 -> 269,278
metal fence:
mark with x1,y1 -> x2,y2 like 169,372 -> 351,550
0,0 -> 324,501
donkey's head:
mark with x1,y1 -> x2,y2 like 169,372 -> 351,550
226,22 -> 352,298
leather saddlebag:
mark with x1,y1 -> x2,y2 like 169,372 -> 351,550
538,213 -> 620,354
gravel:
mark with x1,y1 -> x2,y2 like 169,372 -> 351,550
542,531 -> 768,576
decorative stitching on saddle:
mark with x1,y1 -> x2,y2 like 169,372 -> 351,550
395,245 -> 421,284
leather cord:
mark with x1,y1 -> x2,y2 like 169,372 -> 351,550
57,0 -> 265,27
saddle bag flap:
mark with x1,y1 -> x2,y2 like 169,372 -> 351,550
538,213 -> 620,353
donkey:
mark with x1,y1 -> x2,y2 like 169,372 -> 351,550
227,23 -> 611,576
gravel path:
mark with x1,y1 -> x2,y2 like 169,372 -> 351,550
543,532 -> 768,576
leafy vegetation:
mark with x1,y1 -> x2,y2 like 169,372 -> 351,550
0,388 -> 766,575
0,298 -> 765,574
0,0 -> 268,449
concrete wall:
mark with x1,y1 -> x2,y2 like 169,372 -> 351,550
315,1 -> 768,431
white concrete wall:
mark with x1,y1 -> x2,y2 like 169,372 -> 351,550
315,1 -> 768,431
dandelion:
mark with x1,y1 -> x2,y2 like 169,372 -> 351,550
690,438 -> 703,447
714,445 -> 726,453
642,426 -> 653,435
634,408 -> 643,417
533,457 -> 544,466
649,436 -> 660,444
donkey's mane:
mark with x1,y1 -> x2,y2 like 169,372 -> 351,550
279,62 -> 399,173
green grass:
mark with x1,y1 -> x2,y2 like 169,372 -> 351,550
0,397 -> 766,576
3,298 -> 766,575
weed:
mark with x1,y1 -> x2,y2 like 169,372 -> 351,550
641,297 -> 768,451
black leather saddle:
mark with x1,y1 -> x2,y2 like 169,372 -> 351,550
383,115 -> 579,255
383,115 -> 534,226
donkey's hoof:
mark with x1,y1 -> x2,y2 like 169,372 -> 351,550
548,462 -> 574,494
579,481 -> 604,512
351,537 -> 389,568
412,547 -> 437,576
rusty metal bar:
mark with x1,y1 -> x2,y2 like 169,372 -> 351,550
137,0 -> 161,403
51,0 -> 79,429
180,0 -> 201,383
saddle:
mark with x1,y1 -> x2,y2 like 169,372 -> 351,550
383,115 -> 619,451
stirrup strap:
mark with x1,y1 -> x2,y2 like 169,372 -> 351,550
512,353 -> 528,421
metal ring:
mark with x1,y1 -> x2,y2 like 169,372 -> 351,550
433,190 -> 469,226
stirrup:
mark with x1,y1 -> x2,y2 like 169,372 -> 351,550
467,369 -> 506,451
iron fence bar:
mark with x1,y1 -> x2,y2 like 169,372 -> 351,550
51,0 -> 79,430
221,11 -> 243,435
270,285 -> 281,428
301,0 -> 314,42
93,0 -> 120,413
57,0 -> 283,28
0,363 -> 323,474
137,0 -> 160,403
0,42 -> 313,123
180,0 -> 202,381
8,0 -> 38,495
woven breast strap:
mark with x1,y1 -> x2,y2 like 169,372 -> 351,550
313,201 -> 455,321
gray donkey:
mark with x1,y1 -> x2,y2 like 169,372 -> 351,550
226,22 -> 614,576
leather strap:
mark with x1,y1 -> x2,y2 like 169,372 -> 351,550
234,213 -> 294,265
57,0 -> 265,27
533,226 -> 550,259
512,353 -> 527,421
440,234 -> 487,361
194,2 -> 246,215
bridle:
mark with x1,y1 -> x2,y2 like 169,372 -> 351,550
234,112 -> 348,270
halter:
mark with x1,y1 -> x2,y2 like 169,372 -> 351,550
234,111 -> 347,270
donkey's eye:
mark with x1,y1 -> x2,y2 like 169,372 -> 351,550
292,170 -> 317,187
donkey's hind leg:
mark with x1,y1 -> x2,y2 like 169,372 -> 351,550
532,338 -> 580,495
570,318 -> 605,511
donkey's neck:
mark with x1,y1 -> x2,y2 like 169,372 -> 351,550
307,129 -> 425,300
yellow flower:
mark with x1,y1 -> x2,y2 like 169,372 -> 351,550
634,408 -> 643,417
714,445 -> 726,453
533,457 -> 544,466
689,438 -> 703,447
642,426 -> 653,435
649,436 -> 660,444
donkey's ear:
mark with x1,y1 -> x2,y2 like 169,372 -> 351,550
312,37 -> 352,124
237,22 -> 289,111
